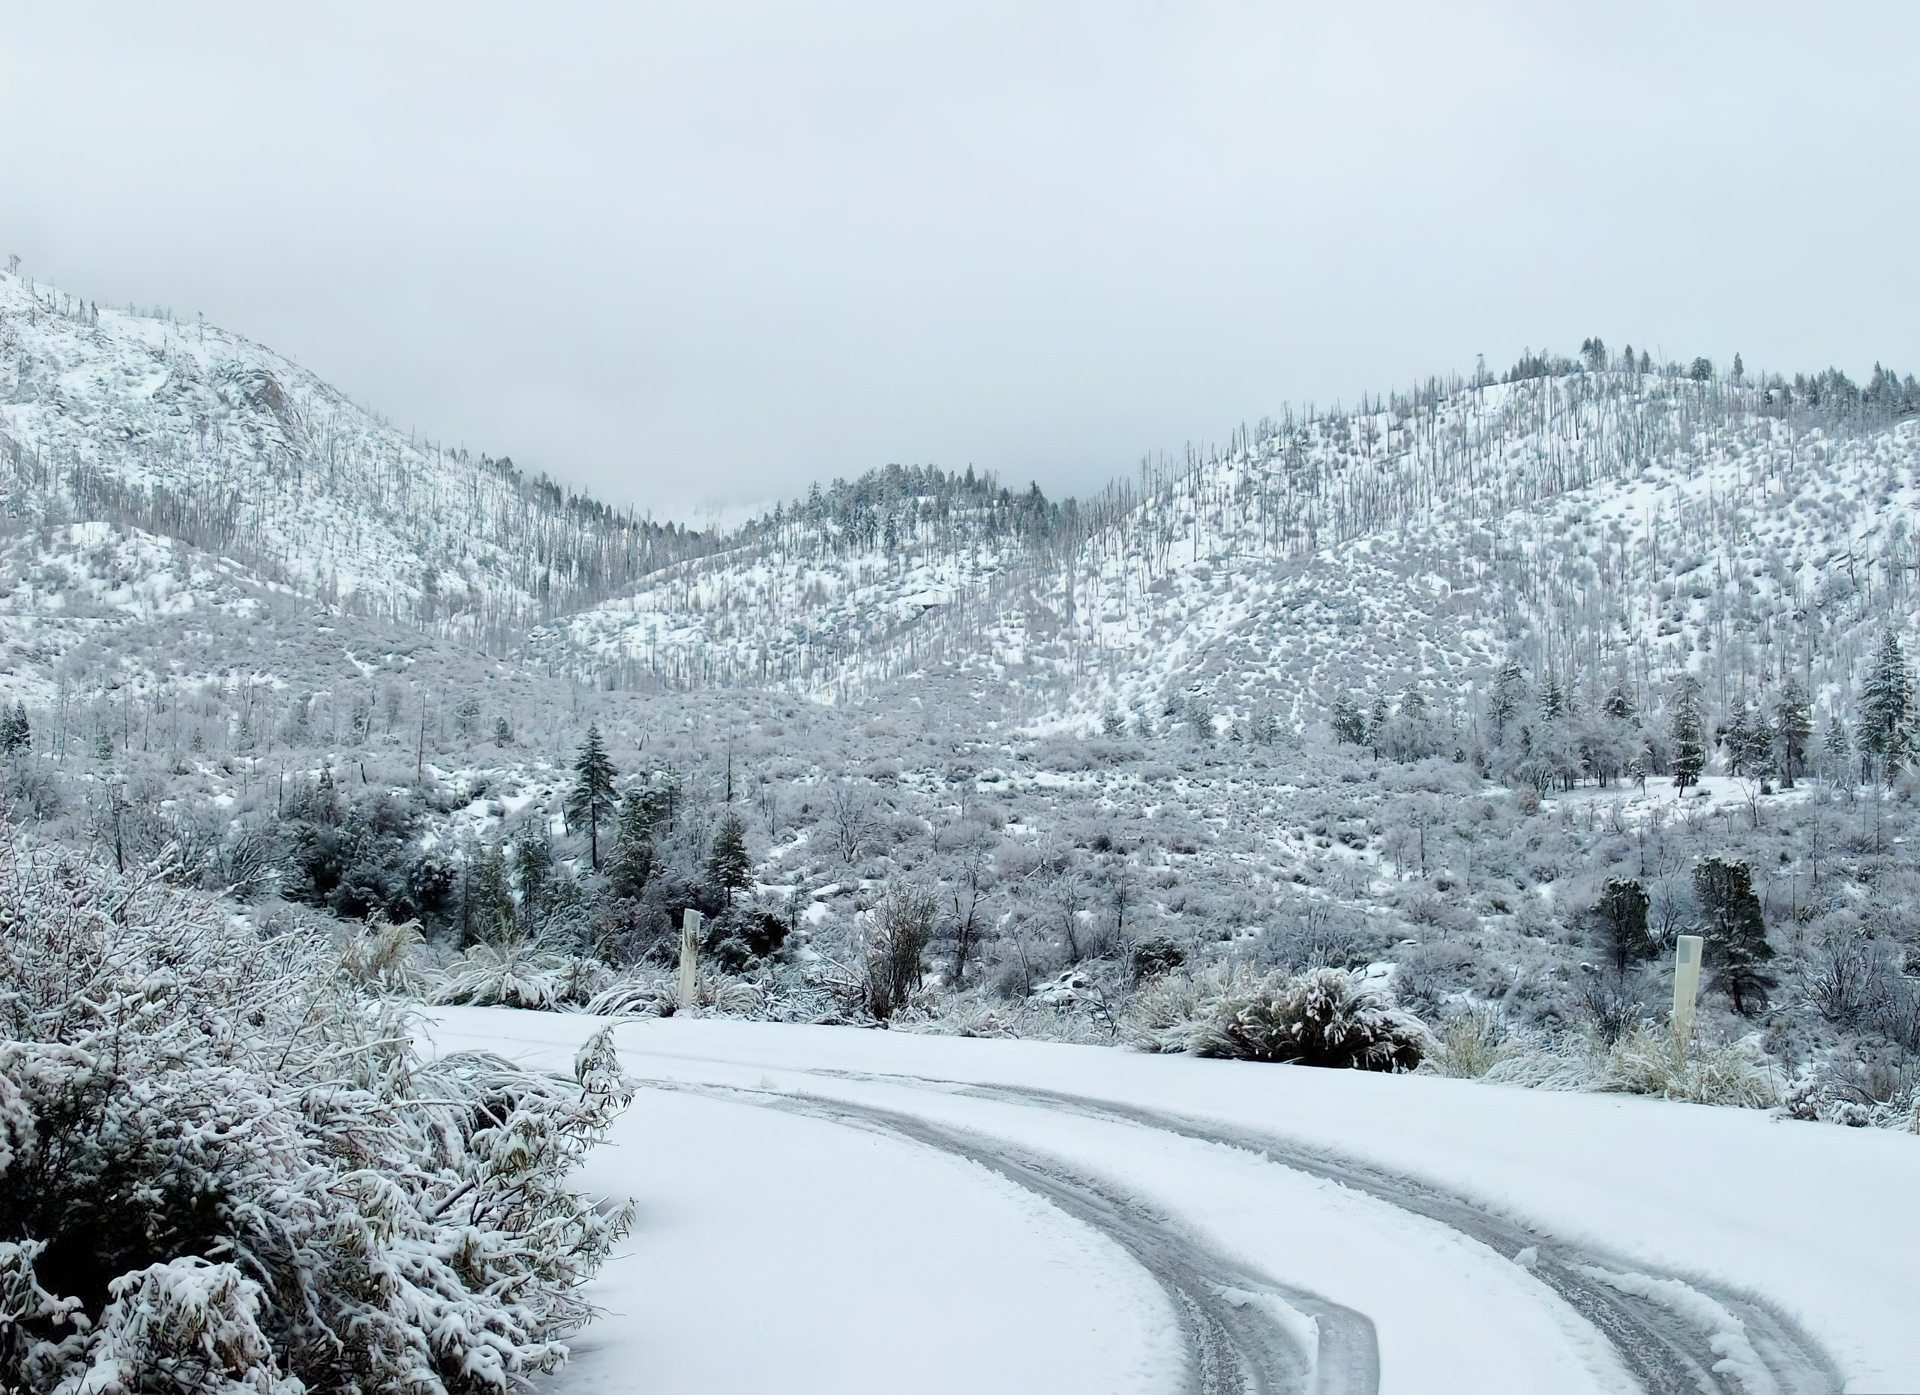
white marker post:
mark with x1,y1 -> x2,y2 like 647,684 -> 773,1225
1672,934 -> 1703,1060
677,909 -> 702,1009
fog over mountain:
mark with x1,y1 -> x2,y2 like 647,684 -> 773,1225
6,4 -> 1919,515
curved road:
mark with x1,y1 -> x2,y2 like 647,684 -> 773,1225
650,1067 -> 1838,1395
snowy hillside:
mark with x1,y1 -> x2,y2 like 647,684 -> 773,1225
1019,369 -> 1920,738
0,266 -> 719,639
521,363 -> 1920,760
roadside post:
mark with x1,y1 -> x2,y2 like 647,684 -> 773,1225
1672,934 -> 1703,1060
677,909 -> 702,1008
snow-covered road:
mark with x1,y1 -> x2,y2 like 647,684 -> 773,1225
426,1010 -> 1916,1395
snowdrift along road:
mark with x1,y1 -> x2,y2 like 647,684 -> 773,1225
427,1010 -> 1915,1395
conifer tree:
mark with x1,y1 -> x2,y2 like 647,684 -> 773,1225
1822,715 -> 1851,781
1720,696 -> 1758,776
1589,876 -> 1653,974
463,842 -> 513,946
1540,672 -> 1566,720
1860,627 -> 1914,779
1331,694 -> 1366,746
1771,676 -> 1811,787
1669,676 -> 1706,791
1366,695 -> 1390,757
705,811 -> 753,908
1490,661 -> 1527,744
1692,857 -> 1774,1016
0,701 -> 27,756
567,723 -> 619,869
515,833 -> 554,932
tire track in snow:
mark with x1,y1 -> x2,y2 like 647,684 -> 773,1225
895,1078 -> 1841,1395
652,1081 -> 1379,1395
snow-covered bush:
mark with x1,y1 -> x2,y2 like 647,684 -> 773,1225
903,991 -> 1113,1045
1482,1046 -> 1600,1091
1189,967 -> 1433,1070
585,973 -> 677,1018
1118,963 -> 1241,1053
62,1257 -> 297,1395
433,940 -> 566,1009
1599,1026 -> 1781,1108
338,912 -> 429,996
583,968 -> 779,1021
1426,1008 -> 1511,1078
1484,1026 -> 1780,1107
0,828 -> 633,1395
1779,1075 -> 1919,1130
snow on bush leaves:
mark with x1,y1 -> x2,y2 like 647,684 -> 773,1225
0,829 -> 633,1395
1188,966 -> 1432,1070
1121,964 -> 1432,1069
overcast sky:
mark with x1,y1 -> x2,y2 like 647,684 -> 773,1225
5,3 -> 1916,520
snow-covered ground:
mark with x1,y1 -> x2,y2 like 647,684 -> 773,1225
428,1009 -> 1915,1395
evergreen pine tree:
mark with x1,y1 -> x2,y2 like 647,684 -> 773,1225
1669,676 -> 1706,791
0,702 -> 27,756
704,811 -> 753,908
605,780 -> 668,898
1490,661 -> 1527,743
1540,672 -> 1566,720
1366,695 -> 1390,758
514,833 -> 554,933
567,723 -> 619,869
1692,857 -> 1774,1016
1589,876 -> 1653,974
1771,676 -> 1811,788
1860,627 -> 1914,778
463,843 -> 514,947
1720,696 -> 1757,776
1822,715 -> 1851,781
1331,694 -> 1366,746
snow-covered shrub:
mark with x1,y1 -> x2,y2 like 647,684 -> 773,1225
1598,1026 -> 1781,1108
338,912 -> 428,996
1481,1045 -> 1600,1091
1119,964 -> 1234,1052
0,829 -> 633,1395
903,991 -> 1113,1045
1484,1026 -> 1779,1107
62,1257 -> 297,1395
863,882 -> 937,1021
1190,967 -> 1433,1070
1426,1007 -> 1511,1078
432,939 -> 607,1009
584,972 -> 677,1018
1389,941 -> 1481,1017
552,954 -> 612,1006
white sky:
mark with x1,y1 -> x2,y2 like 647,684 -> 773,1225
4,3 -> 1916,519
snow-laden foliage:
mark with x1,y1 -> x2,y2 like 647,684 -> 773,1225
1483,1026 -> 1781,1108
337,913 -> 429,996
1119,970 -> 1214,1054
430,939 -> 608,1010
1122,965 -> 1431,1069
1188,966 -> 1432,1070
1423,1008 -> 1511,1079
0,829 -> 632,1395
